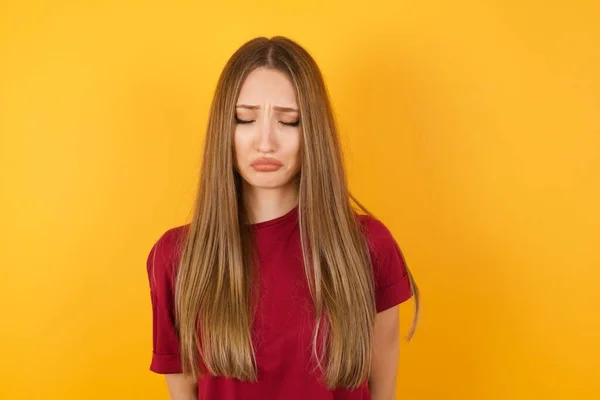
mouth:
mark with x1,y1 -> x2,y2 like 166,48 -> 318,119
251,157 -> 283,172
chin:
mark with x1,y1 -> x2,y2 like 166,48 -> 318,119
238,167 -> 300,190
247,179 -> 288,189
240,172 -> 291,189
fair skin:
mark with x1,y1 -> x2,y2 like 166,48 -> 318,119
164,374 -> 197,400
165,67 -> 400,399
370,305 -> 402,400
232,67 -> 302,223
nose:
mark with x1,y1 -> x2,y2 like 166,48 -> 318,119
257,118 -> 275,153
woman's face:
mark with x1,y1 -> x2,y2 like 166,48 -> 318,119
233,67 -> 302,191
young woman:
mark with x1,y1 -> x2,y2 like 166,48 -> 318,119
146,36 -> 419,400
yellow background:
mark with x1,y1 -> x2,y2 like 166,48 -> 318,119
1,1 -> 598,399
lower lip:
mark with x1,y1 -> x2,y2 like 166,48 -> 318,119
252,164 -> 282,172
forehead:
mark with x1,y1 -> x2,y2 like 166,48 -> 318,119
237,68 -> 297,105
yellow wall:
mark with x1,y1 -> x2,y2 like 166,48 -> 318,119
1,1 -> 598,399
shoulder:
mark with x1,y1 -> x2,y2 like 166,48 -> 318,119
356,213 -> 398,255
146,224 -> 190,286
356,213 -> 410,295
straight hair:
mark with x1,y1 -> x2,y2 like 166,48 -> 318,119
173,36 -> 419,389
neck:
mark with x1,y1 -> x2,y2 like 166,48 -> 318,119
242,181 -> 299,224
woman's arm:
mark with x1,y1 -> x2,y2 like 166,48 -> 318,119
165,374 -> 198,400
368,305 -> 401,400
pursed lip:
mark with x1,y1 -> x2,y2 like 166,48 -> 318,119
251,157 -> 283,166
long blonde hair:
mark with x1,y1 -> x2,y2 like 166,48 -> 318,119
174,36 -> 419,389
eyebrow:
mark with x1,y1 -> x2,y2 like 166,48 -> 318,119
236,104 -> 299,113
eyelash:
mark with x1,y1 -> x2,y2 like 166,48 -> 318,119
235,117 -> 300,127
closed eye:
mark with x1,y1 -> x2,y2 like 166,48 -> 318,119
236,117 -> 300,127
280,120 -> 300,127
235,117 -> 254,124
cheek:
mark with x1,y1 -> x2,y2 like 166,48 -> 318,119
288,133 -> 302,167
233,131 -> 248,160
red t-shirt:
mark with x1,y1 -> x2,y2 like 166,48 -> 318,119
146,205 -> 412,399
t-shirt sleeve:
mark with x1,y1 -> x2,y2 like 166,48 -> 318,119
364,217 -> 413,313
146,228 -> 183,374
